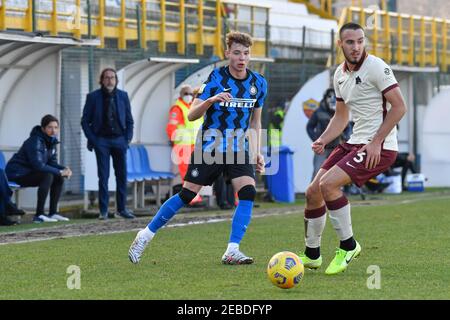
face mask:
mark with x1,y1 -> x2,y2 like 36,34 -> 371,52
327,95 -> 336,111
329,102 -> 336,111
182,95 -> 193,104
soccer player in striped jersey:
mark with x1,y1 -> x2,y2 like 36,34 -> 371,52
129,31 -> 268,265
299,22 -> 407,275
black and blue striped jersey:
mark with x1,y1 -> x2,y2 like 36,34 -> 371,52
197,66 -> 268,152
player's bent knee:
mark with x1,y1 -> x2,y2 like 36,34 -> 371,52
318,178 -> 329,193
319,177 -> 338,196
305,184 -> 320,200
179,188 -> 197,205
238,185 -> 256,201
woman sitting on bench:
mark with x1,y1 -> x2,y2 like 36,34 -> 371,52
5,115 -> 72,223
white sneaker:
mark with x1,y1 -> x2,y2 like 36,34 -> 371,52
221,249 -> 254,265
128,230 -> 151,264
49,214 -> 70,221
36,214 -> 58,222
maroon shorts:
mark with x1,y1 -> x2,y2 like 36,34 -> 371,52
321,143 -> 397,187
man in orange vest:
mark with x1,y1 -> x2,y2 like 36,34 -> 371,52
166,85 -> 203,204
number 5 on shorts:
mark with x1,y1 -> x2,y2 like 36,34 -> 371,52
353,152 -> 366,163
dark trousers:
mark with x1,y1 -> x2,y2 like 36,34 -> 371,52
213,174 -> 235,207
11,172 -> 64,216
393,153 -> 417,186
93,136 -> 128,214
0,169 -> 13,215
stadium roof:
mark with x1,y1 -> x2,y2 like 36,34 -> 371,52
0,32 -> 100,129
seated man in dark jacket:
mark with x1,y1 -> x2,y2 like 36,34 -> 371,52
0,168 -> 26,226
6,115 -> 72,223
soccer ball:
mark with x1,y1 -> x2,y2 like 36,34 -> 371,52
267,251 -> 304,289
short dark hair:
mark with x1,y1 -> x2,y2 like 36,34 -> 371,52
41,114 -> 59,128
99,68 -> 118,85
339,22 -> 364,38
323,88 -> 335,99
226,31 -> 253,49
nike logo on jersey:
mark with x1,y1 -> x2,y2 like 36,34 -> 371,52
219,98 -> 256,108
346,161 -> 356,169
338,80 -> 344,85
223,88 -> 232,92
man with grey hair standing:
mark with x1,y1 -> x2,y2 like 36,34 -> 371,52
81,68 -> 135,220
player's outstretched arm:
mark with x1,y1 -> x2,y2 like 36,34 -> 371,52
312,100 -> 349,154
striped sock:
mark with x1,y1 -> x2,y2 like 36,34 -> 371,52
304,205 -> 327,259
326,195 -> 355,250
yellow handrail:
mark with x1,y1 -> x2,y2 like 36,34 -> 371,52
160,0 -> 166,53
51,0 -> 57,36
140,0 -> 147,50
197,0 -> 204,56
442,21 -> 448,71
372,9 -> 378,57
397,14 -> 402,64
289,0 -> 336,20
336,7 -> 450,72
431,19 -> 437,66
420,17 -> 425,67
119,0 -> 126,50
384,9 -> 390,62
408,15 -> 414,66
178,0 -> 185,55
327,0 -> 332,16
0,0 -> 5,31
25,0 -> 33,32
74,0 -> 81,39
0,0 -> 268,58
98,0 -> 105,48
215,0 -> 222,57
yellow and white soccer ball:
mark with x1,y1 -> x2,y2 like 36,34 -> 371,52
267,251 -> 304,289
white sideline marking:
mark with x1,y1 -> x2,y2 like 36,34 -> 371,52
4,193 -> 447,245
0,210 -> 299,245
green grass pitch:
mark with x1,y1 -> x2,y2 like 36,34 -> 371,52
0,191 -> 449,300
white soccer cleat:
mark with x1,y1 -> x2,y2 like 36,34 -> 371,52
49,214 -> 70,221
221,249 -> 254,265
33,214 -> 58,223
128,230 -> 150,264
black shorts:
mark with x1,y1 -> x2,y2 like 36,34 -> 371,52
184,151 -> 255,186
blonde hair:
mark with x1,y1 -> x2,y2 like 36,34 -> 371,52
226,31 -> 253,49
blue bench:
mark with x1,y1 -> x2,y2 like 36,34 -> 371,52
0,150 -> 22,207
126,145 -> 174,207
137,145 -> 174,180
126,148 -> 144,183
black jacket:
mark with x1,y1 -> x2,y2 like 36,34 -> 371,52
5,126 -> 65,180
306,100 -> 351,149
81,88 -> 134,151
